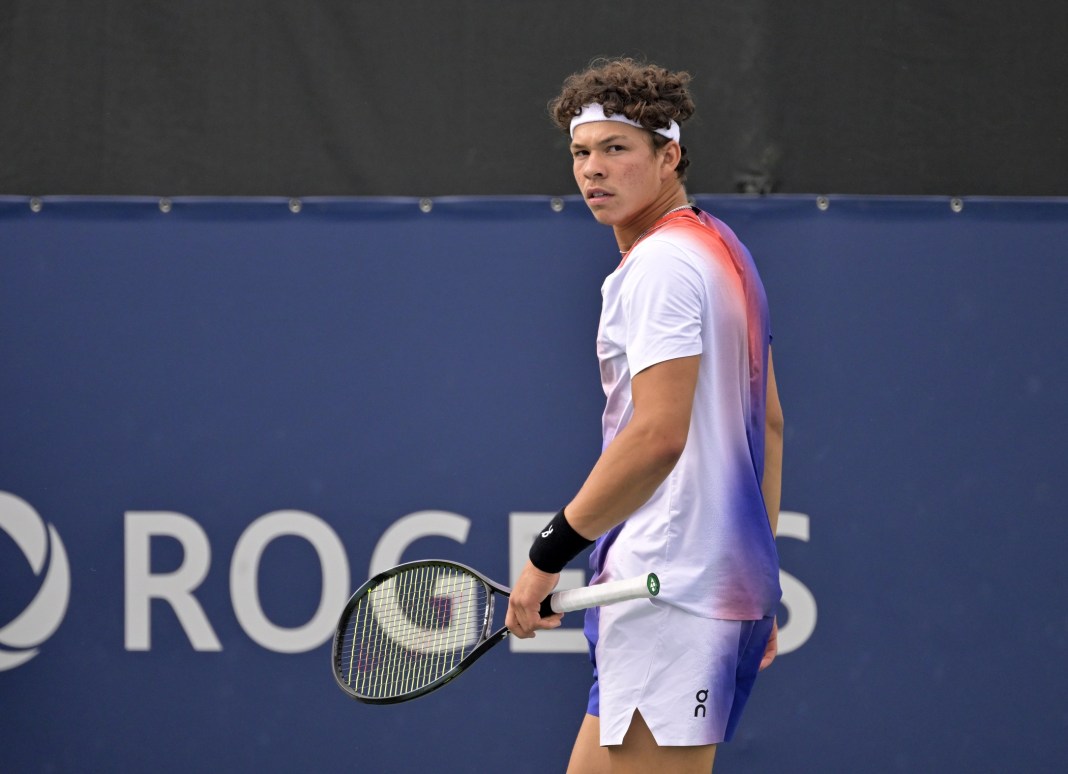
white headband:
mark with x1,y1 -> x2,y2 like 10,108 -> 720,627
569,102 -> 681,142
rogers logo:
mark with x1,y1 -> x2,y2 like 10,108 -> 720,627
0,491 -> 71,671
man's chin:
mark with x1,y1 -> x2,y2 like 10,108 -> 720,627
585,204 -> 618,225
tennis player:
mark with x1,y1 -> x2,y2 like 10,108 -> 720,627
504,58 -> 784,773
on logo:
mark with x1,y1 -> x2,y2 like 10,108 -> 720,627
0,492 -> 71,671
694,688 -> 709,718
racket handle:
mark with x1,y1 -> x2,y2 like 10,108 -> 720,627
539,573 -> 660,616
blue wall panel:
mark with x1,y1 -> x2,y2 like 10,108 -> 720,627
1,195 -> 1066,772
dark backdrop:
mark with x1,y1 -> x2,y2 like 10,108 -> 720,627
1,0 -> 1065,197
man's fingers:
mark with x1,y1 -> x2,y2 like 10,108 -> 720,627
506,563 -> 564,639
505,605 -> 564,638
505,605 -> 535,638
759,619 -> 778,671
539,612 -> 564,629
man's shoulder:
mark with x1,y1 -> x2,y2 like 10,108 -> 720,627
630,219 -> 732,274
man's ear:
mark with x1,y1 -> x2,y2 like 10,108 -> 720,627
659,141 -> 682,179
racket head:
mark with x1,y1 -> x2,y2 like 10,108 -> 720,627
332,559 -> 507,704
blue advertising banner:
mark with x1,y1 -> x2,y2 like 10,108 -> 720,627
2,195 -> 1066,772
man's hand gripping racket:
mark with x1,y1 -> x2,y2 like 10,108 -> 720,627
332,559 -> 659,704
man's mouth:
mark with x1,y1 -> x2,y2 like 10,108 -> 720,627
587,189 -> 612,202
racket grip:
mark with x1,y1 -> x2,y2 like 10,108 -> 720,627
545,573 -> 660,615
538,596 -> 557,618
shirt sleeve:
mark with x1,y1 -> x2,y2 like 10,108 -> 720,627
621,242 -> 705,377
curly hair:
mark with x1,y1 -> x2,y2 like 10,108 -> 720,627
549,58 -> 695,179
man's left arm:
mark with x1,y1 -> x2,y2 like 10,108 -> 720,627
760,349 -> 784,670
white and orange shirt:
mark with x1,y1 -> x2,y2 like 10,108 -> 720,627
588,208 -> 781,621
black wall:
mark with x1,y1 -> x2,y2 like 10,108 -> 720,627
1,0 -> 1065,197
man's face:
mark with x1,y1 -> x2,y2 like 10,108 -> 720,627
570,121 -> 671,228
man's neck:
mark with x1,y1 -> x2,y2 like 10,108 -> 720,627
614,187 -> 690,253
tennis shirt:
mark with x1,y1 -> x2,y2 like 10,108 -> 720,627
587,207 -> 781,621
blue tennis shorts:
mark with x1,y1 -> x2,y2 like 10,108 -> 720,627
585,599 -> 774,746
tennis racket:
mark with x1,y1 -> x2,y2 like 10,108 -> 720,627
332,558 -> 659,704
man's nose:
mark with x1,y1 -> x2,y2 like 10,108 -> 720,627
583,155 -> 605,178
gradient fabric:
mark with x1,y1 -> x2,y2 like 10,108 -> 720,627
587,208 -> 781,621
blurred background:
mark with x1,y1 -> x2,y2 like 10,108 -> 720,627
3,0 -> 1065,197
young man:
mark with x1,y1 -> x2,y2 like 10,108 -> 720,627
504,59 -> 784,773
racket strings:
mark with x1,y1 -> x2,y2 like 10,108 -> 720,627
337,564 -> 490,699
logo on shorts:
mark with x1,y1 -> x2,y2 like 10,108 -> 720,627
694,688 -> 709,718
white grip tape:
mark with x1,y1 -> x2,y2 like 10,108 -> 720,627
549,573 -> 659,614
